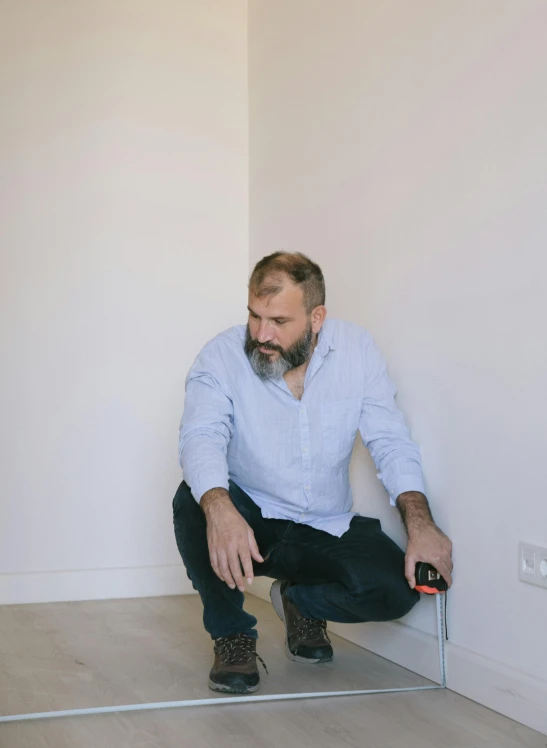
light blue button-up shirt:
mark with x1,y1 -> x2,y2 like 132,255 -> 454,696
179,319 -> 425,537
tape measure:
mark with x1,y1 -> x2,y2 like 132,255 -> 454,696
414,562 -> 449,687
415,561 -> 448,594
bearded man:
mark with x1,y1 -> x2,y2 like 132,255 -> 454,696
173,251 -> 453,694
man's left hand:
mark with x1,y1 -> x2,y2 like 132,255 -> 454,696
405,523 -> 453,589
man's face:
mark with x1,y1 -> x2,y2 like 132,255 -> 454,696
245,282 -> 314,379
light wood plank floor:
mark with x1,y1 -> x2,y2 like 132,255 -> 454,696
0,595 -> 545,748
0,594 -> 433,716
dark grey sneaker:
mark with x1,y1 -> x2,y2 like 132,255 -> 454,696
208,632 -> 267,694
270,580 -> 333,663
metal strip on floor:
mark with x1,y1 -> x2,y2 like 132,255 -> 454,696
0,685 -> 444,724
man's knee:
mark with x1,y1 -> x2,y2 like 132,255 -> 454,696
381,584 -> 420,621
350,581 -> 420,623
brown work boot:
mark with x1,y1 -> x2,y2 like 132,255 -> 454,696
208,632 -> 267,693
270,580 -> 333,663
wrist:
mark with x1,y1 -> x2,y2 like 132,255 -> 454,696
201,487 -> 232,517
406,520 -> 435,539
396,491 -> 435,535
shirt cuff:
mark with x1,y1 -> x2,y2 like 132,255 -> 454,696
383,474 -> 426,506
185,474 -> 230,504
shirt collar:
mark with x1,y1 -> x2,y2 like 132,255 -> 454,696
316,323 -> 335,357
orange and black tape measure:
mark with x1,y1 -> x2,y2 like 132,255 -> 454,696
415,562 -> 448,594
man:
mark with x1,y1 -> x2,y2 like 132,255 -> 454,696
173,252 -> 453,694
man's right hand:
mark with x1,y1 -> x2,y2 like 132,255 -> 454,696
201,488 -> 264,593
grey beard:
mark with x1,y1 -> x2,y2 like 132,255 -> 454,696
244,324 -> 313,380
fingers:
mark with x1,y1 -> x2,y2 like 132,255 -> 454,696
405,555 -> 417,589
208,542 -> 235,588
248,529 -> 264,565
405,527 -> 454,591
228,550 -> 247,593
240,548 -> 255,587
217,551 -> 237,590
240,530 -> 264,587
212,544 -> 255,592
210,549 -> 222,582
436,558 -> 453,588
406,552 -> 454,589
435,541 -> 454,587
208,520 -> 264,592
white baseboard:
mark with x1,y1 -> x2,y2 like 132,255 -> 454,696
250,578 -> 547,736
0,565 -> 197,605
447,641 -> 547,736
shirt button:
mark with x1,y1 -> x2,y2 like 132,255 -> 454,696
303,447 -> 308,453
300,408 -> 304,415
305,484 -> 310,490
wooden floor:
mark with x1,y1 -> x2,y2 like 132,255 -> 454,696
0,594 -> 545,748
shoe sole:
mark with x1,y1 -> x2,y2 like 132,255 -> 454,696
270,580 -> 333,664
208,678 -> 260,694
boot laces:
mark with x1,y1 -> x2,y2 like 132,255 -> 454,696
214,633 -> 268,674
294,616 -> 331,643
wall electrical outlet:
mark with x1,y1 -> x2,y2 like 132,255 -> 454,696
518,542 -> 547,589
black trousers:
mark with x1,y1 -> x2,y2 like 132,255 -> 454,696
173,480 -> 420,639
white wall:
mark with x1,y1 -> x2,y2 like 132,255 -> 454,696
0,0 -> 248,603
2,0 -> 545,731
249,0 -> 547,733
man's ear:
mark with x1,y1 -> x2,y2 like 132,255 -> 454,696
311,305 -> 327,334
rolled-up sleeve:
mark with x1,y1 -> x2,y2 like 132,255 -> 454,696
179,354 -> 234,503
358,335 -> 426,505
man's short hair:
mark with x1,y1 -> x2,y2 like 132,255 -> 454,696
249,252 -> 326,314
